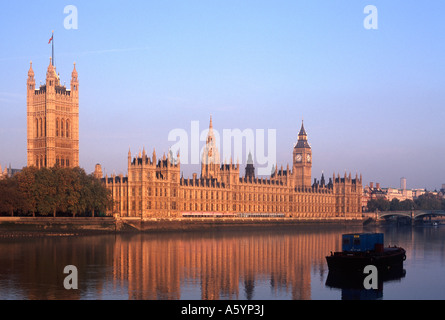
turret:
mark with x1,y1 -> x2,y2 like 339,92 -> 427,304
94,164 -> 103,179
27,61 -> 35,91
71,62 -> 78,96
152,148 -> 157,165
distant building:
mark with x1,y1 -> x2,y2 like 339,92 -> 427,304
401,177 -> 407,190
362,182 -> 386,210
362,178 -> 431,211
0,164 -> 21,180
0,164 -> 7,180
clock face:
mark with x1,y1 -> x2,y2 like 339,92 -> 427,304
306,154 -> 311,162
296,154 -> 302,162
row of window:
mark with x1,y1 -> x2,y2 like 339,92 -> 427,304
118,201 -> 337,214
112,185 -> 336,205
35,118 -> 70,138
34,156 -> 70,168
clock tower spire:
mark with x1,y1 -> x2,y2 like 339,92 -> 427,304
293,120 -> 312,188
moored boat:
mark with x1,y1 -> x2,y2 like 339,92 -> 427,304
326,233 -> 406,273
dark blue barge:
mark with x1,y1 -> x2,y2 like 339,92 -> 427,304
326,233 -> 406,273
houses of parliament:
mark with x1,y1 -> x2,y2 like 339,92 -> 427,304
26,60 -> 362,220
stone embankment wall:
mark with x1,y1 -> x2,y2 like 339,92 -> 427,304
0,217 -> 364,237
0,217 -> 117,237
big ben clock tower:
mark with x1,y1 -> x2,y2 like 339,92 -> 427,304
293,121 -> 312,188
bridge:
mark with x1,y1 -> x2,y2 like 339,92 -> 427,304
367,210 -> 445,223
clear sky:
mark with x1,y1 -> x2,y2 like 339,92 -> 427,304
0,0 -> 444,190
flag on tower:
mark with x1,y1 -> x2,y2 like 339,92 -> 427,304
48,31 -> 55,66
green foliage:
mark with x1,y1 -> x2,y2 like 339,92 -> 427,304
0,167 -> 111,217
414,193 -> 443,210
0,177 -> 21,216
367,198 -> 390,212
367,193 -> 445,212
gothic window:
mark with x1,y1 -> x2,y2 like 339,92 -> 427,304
56,118 -> 59,137
39,118 -> 43,138
66,120 -> 69,138
61,159 -> 65,167
36,119 -> 39,138
66,159 -> 70,167
61,119 -> 64,137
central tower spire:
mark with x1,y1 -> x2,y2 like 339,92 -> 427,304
201,115 -> 220,179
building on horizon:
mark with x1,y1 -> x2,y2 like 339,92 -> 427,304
361,178 -> 434,211
97,118 -> 363,219
0,164 -> 22,180
401,177 -> 407,190
26,59 -> 79,169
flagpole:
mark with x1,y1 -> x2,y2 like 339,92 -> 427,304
51,30 -> 54,66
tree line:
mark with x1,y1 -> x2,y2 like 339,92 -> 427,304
0,166 -> 112,217
367,193 -> 445,212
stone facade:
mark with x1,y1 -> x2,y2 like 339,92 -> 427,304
27,59 -> 79,168
100,119 -> 362,219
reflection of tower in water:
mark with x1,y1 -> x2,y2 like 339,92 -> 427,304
111,230 -> 340,300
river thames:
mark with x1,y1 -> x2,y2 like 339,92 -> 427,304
0,223 -> 444,300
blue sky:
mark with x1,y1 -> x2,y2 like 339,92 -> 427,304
0,1 -> 444,190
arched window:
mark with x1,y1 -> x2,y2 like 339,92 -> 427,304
66,120 -> 69,138
61,119 -> 64,137
39,118 -> 43,138
56,118 -> 59,137
36,118 -> 39,138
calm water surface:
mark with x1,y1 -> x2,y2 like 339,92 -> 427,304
0,224 -> 444,300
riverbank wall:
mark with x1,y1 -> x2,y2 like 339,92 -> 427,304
0,217 -> 117,237
0,216 -> 364,237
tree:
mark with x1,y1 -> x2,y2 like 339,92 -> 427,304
367,198 -> 390,212
16,166 -> 39,216
415,193 -> 442,210
399,199 -> 415,211
34,167 -> 58,216
390,198 -> 401,211
88,175 -> 112,216
0,177 -> 21,216
1,166 -> 112,217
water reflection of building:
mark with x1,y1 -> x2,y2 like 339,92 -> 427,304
111,230 -> 340,300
